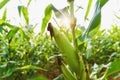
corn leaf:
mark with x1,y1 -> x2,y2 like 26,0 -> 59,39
1,68 -> 18,78
27,0 -> 32,7
1,22 -> 17,29
18,6 -> 29,25
67,0 -> 74,2
1,65 -> 46,78
19,65 -> 47,71
84,0 -> 93,20
52,5 -> 62,18
19,28 -> 30,40
0,0 -> 9,9
2,8 -> 7,21
53,74 -> 64,80
41,4 -> 52,33
52,5 -> 69,19
79,0 -> 108,41
0,20 -> 4,32
6,27 -> 19,40
100,0 -> 109,8
32,76 -> 48,80
61,64 -> 77,80
103,60 -> 120,79
115,14 -> 120,20
0,26 -> 2,32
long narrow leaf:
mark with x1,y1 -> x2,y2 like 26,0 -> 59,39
0,20 -> 4,24
0,26 -> 2,32
52,5 -> 62,18
84,0 -> 93,20
103,60 -> 120,79
52,5 -> 69,19
22,6 -> 29,25
2,8 -> 7,21
100,0 -> 109,8
19,65 -> 47,71
61,64 -> 77,80
2,22 -> 17,29
1,68 -> 18,78
53,74 -> 64,80
18,6 -> 22,16
19,28 -> 30,40
6,27 -> 19,40
27,0 -> 32,7
41,4 -> 52,33
1,65 -> 46,78
32,76 -> 48,80
79,0 -> 108,41
18,6 -> 29,25
0,0 -> 9,9
67,0 -> 74,2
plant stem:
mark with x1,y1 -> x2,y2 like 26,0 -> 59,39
69,1 -> 86,80
69,1 -> 78,52
69,1 -> 74,18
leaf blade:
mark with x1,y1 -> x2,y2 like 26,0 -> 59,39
84,0 -> 93,20
0,0 -> 9,9
103,60 -> 120,79
2,8 -> 7,21
79,0 -> 109,41
41,4 -> 52,33
61,64 -> 77,80
18,6 -> 29,25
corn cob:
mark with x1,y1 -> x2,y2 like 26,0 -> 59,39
47,23 -> 86,79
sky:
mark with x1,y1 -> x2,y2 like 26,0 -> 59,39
0,0 -> 120,33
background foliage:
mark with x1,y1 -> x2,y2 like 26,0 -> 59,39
0,0 -> 120,80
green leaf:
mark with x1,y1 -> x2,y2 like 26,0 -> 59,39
52,5 -> 69,19
19,28 -> 30,40
61,64 -> 77,80
53,74 -> 64,80
18,6 -> 29,25
100,0 -> 108,8
0,26 -> 2,32
18,6 -> 22,16
2,8 -> 7,21
41,4 -> 52,33
103,60 -> 120,79
84,0 -> 93,20
6,27 -> 19,40
86,0 -> 101,36
0,19 -> 4,24
0,0 -> 9,9
0,20 -> 4,32
115,14 -> 120,20
1,68 -> 18,78
27,0 -> 32,7
67,0 -> 74,2
52,5 -> 62,18
1,65 -> 46,78
19,65 -> 47,71
1,22 -> 16,29
79,0 -> 109,41
32,76 -> 48,80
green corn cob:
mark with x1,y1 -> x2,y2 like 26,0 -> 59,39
47,23 -> 86,79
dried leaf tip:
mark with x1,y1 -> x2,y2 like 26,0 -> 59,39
47,23 -> 54,39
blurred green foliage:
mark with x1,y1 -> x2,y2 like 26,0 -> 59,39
0,0 -> 120,80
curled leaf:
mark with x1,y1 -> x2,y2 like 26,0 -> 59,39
47,23 -> 54,39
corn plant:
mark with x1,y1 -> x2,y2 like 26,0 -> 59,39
0,0 -> 59,80
1,0 -> 120,80
41,0 -> 120,80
